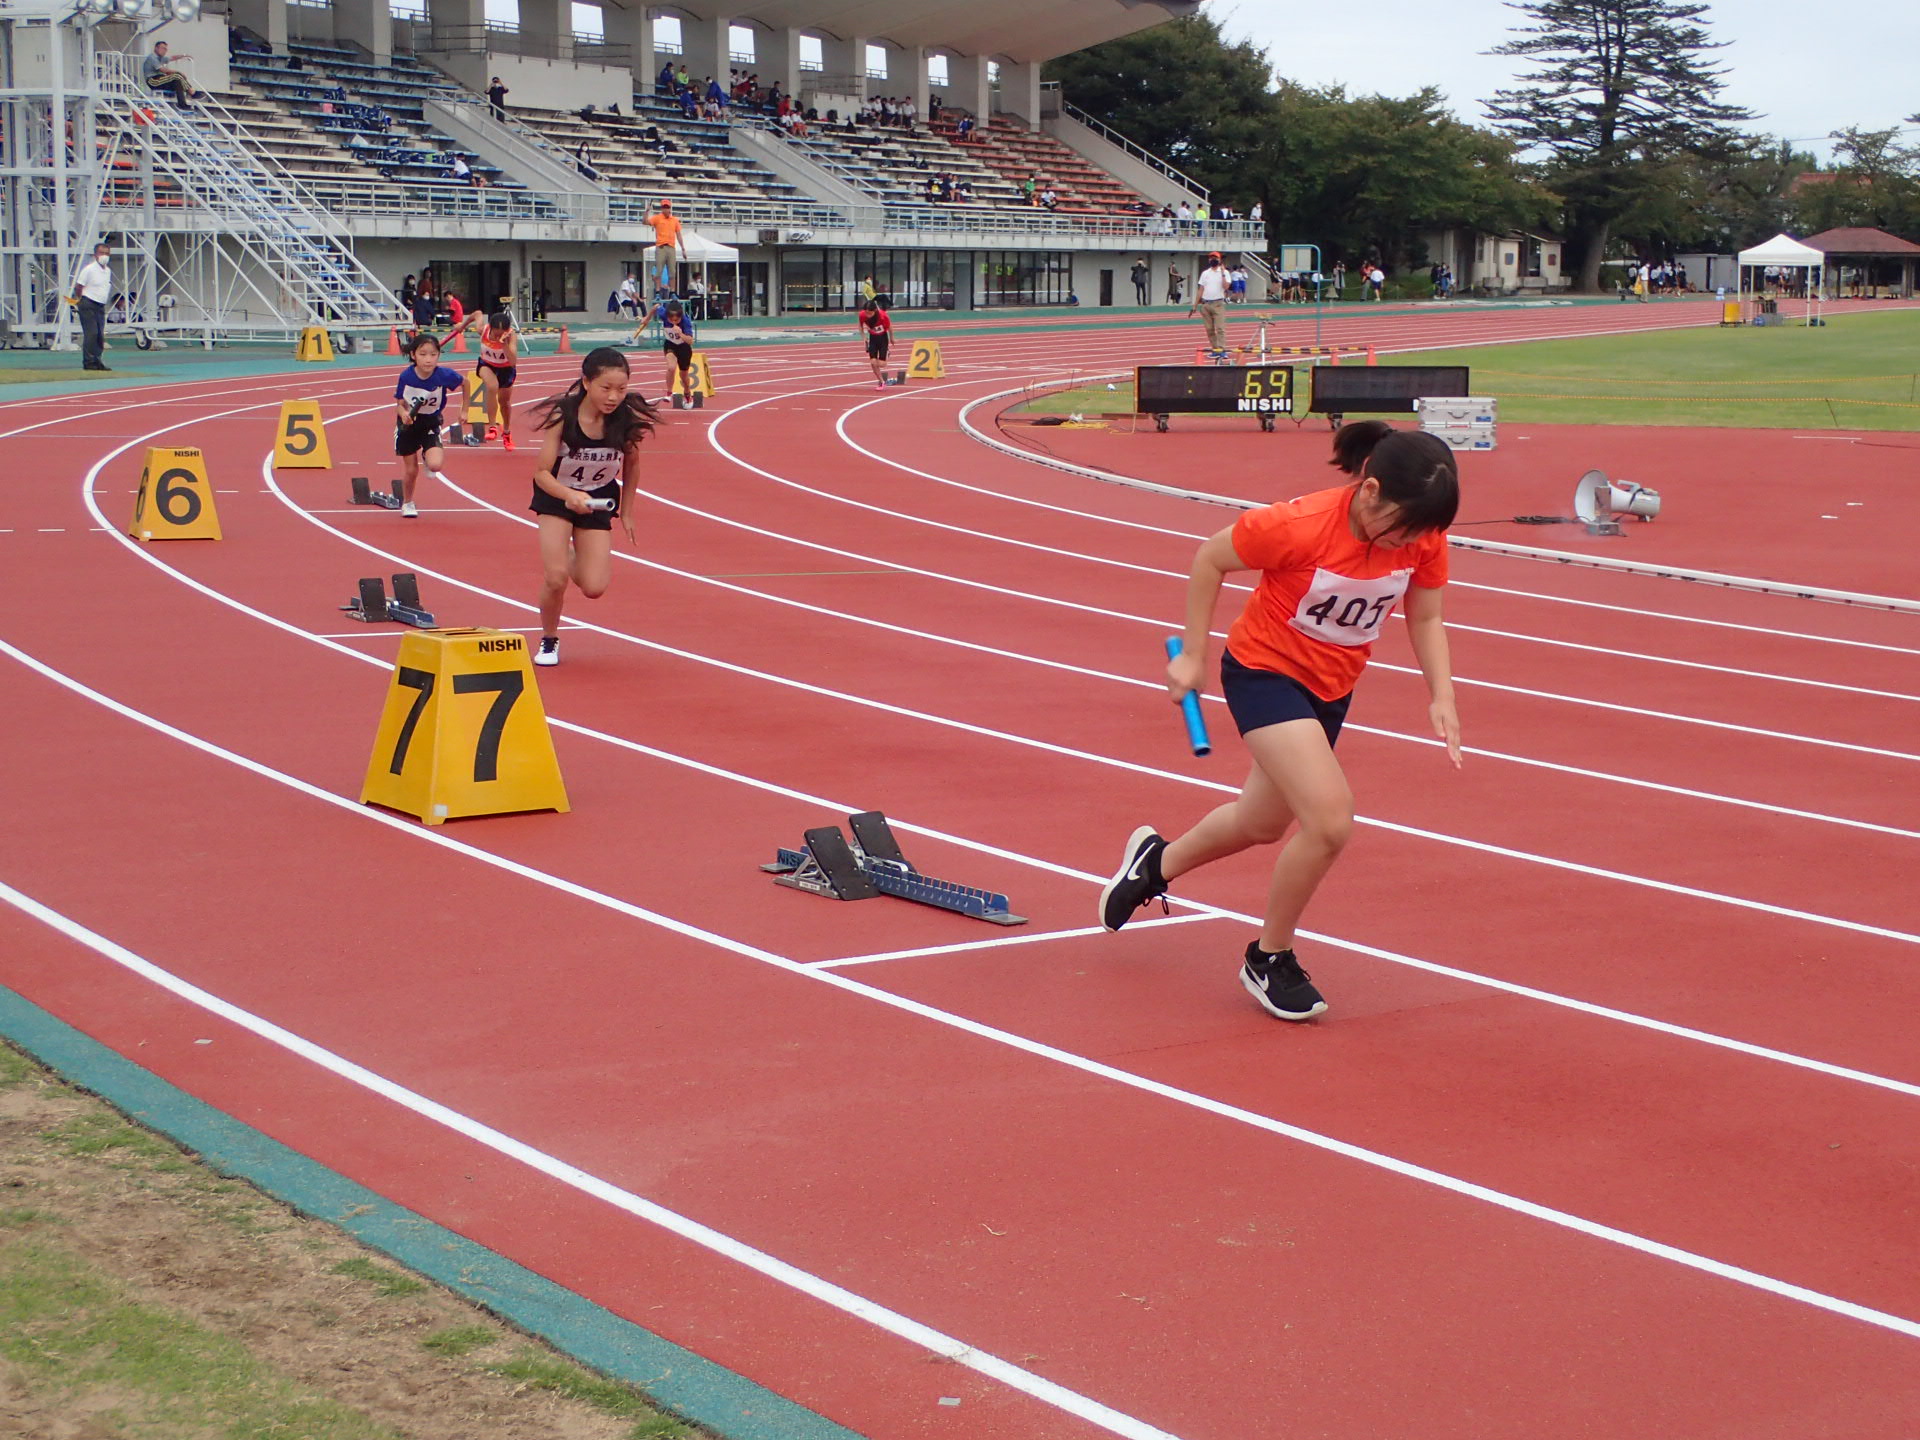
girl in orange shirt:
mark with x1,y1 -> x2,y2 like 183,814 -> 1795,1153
1099,422 -> 1463,1020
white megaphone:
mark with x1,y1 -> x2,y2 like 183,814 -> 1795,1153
1573,469 -> 1661,535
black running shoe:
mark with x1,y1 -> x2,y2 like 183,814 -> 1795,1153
1098,825 -> 1169,931
1240,942 -> 1327,1021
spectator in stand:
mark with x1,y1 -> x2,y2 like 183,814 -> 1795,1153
574,139 -> 598,181
486,76 -> 508,121
1039,186 -> 1058,212
674,63 -> 690,90
142,41 -> 201,105
70,241 -> 113,372
955,114 -> 974,141
1022,174 -> 1038,205
705,75 -> 726,110
1195,200 -> 1211,234
1131,257 -> 1150,305
1249,201 -> 1264,223
1176,199 -> 1193,232
677,87 -> 698,118
657,61 -> 675,94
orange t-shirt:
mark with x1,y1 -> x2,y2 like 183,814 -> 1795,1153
1226,484 -> 1449,700
647,211 -> 683,250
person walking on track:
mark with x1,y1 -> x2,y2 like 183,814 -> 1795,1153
858,295 -> 893,389
527,348 -> 660,668
70,241 -> 113,372
653,298 -> 697,405
1190,252 -> 1231,357
1097,422 -> 1463,1021
391,333 -> 464,519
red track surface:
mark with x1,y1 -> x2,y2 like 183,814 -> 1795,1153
4,298 -> 1920,1439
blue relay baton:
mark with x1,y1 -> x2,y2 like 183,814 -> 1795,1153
1164,636 -> 1211,757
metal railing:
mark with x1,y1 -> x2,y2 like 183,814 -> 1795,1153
421,24 -> 629,65
1040,83 -> 1209,202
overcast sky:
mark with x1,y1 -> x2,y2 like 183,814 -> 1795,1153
1211,0 -> 1920,161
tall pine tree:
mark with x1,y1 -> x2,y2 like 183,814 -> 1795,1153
1482,0 -> 1752,289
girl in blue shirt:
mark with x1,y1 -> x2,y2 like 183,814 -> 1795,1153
392,333 -> 464,518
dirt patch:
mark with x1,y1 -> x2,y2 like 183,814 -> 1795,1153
0,1041 -> 701,1439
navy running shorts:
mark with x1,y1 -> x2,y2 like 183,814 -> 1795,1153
1220,648 -> 1352,747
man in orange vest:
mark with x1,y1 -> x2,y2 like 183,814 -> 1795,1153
643,200 -> 683,290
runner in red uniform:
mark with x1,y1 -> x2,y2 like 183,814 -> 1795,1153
1099,422 -> 1463,1021
858,296 -> 893,389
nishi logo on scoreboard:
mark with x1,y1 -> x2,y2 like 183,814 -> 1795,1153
1235,396 -> 1292,412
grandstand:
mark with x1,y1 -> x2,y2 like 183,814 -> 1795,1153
3,0 -> 1262,346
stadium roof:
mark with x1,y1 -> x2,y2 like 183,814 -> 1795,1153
658,0 -> 1202,64
1803,227 -> 1920,256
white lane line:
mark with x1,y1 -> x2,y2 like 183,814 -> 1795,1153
813,913 -> 1223,969
71,377 -> 1920,1099
0,876 -> 1183,1440
734,377 -> 1920,702
427,474 -> 1920,843
8,646 -> 1920,1354
266,446 -> 1920,949
630,473 -> 1920,765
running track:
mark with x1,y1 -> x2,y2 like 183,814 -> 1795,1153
4,298 -> 1919,1439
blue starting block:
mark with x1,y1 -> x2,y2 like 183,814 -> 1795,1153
761,810 -> 1026,925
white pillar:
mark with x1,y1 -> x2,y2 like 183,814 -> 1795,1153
335,0 -> 393,63
426,0 -> 484,41
945,52 -> 989,122
680,12 -> 726,90
604,0 -> 653,91
996,58 -> 1039,127
750,25 -> 798,102
232,0 -> 289,51
901,44 -> 927,117
518,0 -> 570,60
819,32 -> 867,101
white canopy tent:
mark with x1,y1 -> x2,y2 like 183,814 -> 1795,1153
1736,233 -> 1825,326
646,229 -> 740,322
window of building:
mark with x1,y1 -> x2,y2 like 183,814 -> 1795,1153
484,0 -> 516,28
927,53 -> 949,87
389,0 -> 425,20
1523,237 -> 1543,278
531,260 -> 585,313
987,59 -> 1000,90
798,34 -> 823,71
728,24 -> 754,63
865,43 -> 887,79
653,14 -> 682,54
979,251 -> 1072,306
571,3 -> 601,40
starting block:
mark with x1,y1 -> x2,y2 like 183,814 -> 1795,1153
762,810 -> 1026,925
341,571 -> 437,627
669,391 -> 705,410
350,475 -> 405,510
883,369 -> 907,386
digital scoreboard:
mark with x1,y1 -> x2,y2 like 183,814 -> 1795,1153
1306,365 -> 1471,414
1136,365 -> 1295,416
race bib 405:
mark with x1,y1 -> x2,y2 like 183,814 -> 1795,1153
1288,567 -> 1412,648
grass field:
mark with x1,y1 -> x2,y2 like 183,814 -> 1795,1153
1015,309 -> 1920,430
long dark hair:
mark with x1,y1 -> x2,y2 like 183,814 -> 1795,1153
530,347 -> 658,452
1328,421 -> 1458,534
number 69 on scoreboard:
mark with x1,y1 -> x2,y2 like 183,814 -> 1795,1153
1134,365 -> 1295,433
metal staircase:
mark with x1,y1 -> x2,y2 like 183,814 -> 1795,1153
94,52 -> 403,335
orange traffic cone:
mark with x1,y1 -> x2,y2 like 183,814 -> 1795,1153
1365,343 -> 1377,366
384,327 -> 402,355
556,325 -> 573,355
449,327 -> 467,353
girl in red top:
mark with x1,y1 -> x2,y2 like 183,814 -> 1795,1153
1099,422 -> 1462,1021
858,297 -> 893,389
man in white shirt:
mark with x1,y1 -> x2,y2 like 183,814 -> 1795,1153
71,241 -> 113,372
1189,251 -> 1230,354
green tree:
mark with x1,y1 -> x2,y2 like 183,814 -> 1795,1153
1791,128 -> 1920,235
1040,14 -> 1275,200
1257,85 -> 1550,267
1482,0 -> 1754,289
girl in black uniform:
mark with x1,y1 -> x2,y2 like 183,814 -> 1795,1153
392,333 -> 463,518
527,347 -> 659,667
